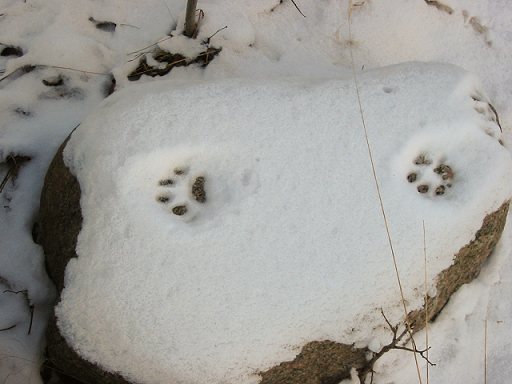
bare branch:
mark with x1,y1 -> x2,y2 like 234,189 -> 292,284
290,0 -> 306,17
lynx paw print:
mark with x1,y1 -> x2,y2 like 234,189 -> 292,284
407,154 -> 454,197
155,167 -> 207,220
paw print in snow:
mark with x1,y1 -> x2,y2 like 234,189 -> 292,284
407,154 -> 454,197
155,167 -> 207,219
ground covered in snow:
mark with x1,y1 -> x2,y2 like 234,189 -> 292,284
1,1 -> 512,384
57,62 -> 510,384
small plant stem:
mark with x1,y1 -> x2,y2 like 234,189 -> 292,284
0,168 -> 12,193
28,305 -> 34,335
0,65 -> 110,83
184,0 -> 199,38
129,36 -> 173,56
423,221 -> 429,384
160,0 -> 177,25
348,2 -> 423,383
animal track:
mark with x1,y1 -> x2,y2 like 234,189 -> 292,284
39,74 -> 85,100
0,45 -> 23,57
155,167 -> 207,219
192,176 -> 206,203
407,154 -> 454,197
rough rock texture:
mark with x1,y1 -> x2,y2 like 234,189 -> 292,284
259,201 -> 509,383
40,135 -> 509,384
259,341 -> 368,384
39,135 -> 81,295
407,200 -> 510,331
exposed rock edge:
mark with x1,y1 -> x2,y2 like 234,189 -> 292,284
40,134 -> 132,384
260,200 -> 510,383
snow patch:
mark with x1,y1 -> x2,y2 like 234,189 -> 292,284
56,62 -> 512,384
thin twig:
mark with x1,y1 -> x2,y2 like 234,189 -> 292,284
393,345 -> 436,367
28,305 -> 34,335
205,26 -> 228,44
128,35 -> 173,55
290,0 -> 306,17
361,309 -> 428,380
0,154 -> 31,193
3,289 -> 27,295
119,23 -> 140,30
0,65 -> 110,83
0,66 -> 27,82
348,2 -> 423,382
159,0 -> 177,26
488,103 -> 502,132
44,66 -> 110,76
381,308 -> 398,335
3,289 -> 34,334
0,168 -> 12,193
127,51 -> 156,63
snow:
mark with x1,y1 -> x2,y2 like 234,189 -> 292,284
0,0 -> 512,383
56,64 -> 511,384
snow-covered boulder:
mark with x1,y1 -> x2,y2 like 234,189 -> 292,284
40,62 -> 512,384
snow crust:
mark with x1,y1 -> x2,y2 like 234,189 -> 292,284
2,0 -> 512,383
57,62 -> 512,384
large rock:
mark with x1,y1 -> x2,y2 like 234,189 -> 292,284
40,62 -> 512,384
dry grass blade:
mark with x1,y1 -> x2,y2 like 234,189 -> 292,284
488,102 -> 502,132
3,288 -> 34,335
128,36 -> 173,56
0,65 -> 34,83
0,65 -> 110,83
0,168 -> 12,193
205,26 -> 228,44
348,1 -> 423,382
43,66 -> 110,76
119,23 -> 140,29
423,221 -> 429,384
290,0 -> 306,17
0,155 -> 31,193
159,0 -> 177,25
484,316 -> 488,384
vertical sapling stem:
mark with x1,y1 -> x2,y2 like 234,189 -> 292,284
184,0 -> 199,38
